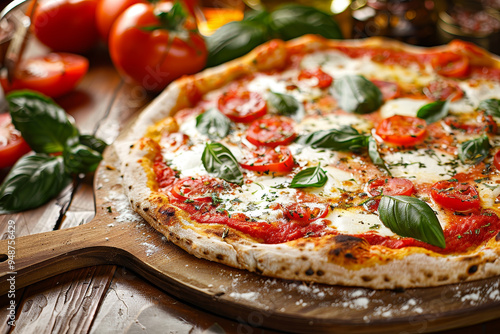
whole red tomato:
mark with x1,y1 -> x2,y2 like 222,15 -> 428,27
32,0 -> 99,54
109,1 -> 207,92
96,0 -> 146,42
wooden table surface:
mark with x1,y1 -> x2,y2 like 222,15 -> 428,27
1,43 -> 500,334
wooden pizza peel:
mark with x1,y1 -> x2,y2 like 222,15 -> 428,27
1,141 -> 500,333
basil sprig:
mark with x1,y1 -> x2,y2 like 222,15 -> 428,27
417,100 -> 449,124
202,142 -> 243,185
297,125 -> 369,151
290,164 -> 327,188
378,195 -> 446,248
478,98 -> 500,117
268,92 -> 304,122
206,5 -> 342,67
0,91 -> 107,213
458,135 -> 491,165
196,108 -> 231,140
332,75 -> 383,114
0,156 -> 71,214
8,91 -> 79,153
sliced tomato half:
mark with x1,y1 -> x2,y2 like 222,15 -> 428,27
246,116 -> 296,147
282,202 -> 329,225
375,115 -> 427,146
431,52 -> 470,78
171,176 -> 224,203
424,80 -> 464,102
430,180 -> 480,212
0,113 -> 31,168
298,68 -> 333,88
217,90 -> 267,123
240,146 -> 294,173
1,53 -> 89,98
367,178 -> 416,197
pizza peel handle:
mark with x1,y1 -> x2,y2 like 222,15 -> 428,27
0,217 -> 132,295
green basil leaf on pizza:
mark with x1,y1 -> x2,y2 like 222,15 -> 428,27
417,100 -> 450,124
290,164 -> 327,188
297,126 -> 369,151
202,142 -> 243,185
332,75 -> 383,114
368,137 -> 391,175
458,135 -> 491,165
196,108 -> 232,140
478,98 -> 500,117
378,195 -> 446,248
268,91 -> 304,122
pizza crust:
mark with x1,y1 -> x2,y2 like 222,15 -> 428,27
119,35 -> 500,289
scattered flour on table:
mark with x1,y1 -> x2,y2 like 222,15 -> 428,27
104,191 -> 143,223
141,242 -> 159,256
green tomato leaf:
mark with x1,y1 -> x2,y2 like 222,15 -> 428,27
290,164 -> 327,188
458,135 -> 491,165
297,125 -> 369,151
368,137 -> 391,175
269,4 -> 343,40
332,75 -> 383,114
63,144 -> 103,174
196,108 -> 232,140
417,100 -> 449,124
78,134 -> 108,154
478,98 -> 500,117
378,195 -> 445,248
0,155 -> 71,214
267,91 -> 304,122
202,142 -> 243,185
7,91 -> 79,154
206,20 -> 270,67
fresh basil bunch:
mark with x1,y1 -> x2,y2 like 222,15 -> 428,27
206,4 -> 343,67
0,91 -> 107,213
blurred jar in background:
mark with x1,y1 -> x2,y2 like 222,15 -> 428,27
437,0 -> 500,54
351,0 -> 439,46
194,0 -> 246,36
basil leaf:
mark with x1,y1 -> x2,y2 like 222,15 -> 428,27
268,91 -> 304,122
196,108 -> 231,140
202,142 -> 243,185
368,137 -> 391,175
478,98 -> 500,117
417,100 -> 449,124
458,135 -> 491,165
7,91 -> 79,154
79,134 -> 108,154
206,20 -> 270,67
297,126 -> 369,151
290,165 -> 327,188
333,75 -> 383,114
378,195 -> 445,248
0,155 -> 71,213
63,144 -> 103,174
269,4 -> 343,40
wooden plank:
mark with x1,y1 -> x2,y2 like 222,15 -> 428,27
11,265 -> 115,334
89,266 -> 281,334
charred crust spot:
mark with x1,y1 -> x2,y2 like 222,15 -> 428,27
305,269 -> 314,276
281,266 -> 287,271
334,235 -> 365,244
159,206 -> 176,217
424,271 -> 433,278
437,275 -> 449,282
496,231 -> 500,242
125,163 -> 129,167
317,270 -> 325,276
129,185 -> 132,190
216,254 -> 224,260
130,144 -> 135,149
301,256 -> 308,261
143,207 -> 149,212
203,250 -> 209,255
345,253 -> 356,260
383,276 -> 390,282
468,265 -> 478,275
136,203 -> 140,208
185,239 -> 192,246
361,275 -> 373,282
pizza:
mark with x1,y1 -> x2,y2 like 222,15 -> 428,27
117,35 -> 500,289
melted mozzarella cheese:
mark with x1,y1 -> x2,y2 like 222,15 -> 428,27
297,113 -> 372,134
384,149 -> 466,183
380,98 -> 429,118
326,209 -> 395,236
